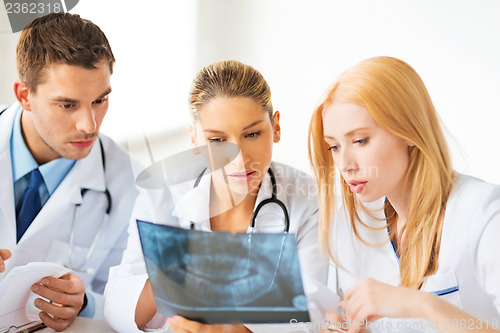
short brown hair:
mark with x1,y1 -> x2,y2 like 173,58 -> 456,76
16,13 -> 115,92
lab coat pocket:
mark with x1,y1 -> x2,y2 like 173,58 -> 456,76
422,271 -> 462,309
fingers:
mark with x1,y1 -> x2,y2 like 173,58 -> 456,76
0,249 -> 11,260
31,283 -> 84,308
325,310 -> 344,322
342,279 -> 382,333
322,310 -> 349,333
39,311 -> 74,332
34,298 -> 80,320
167,316 -> 248,333
168,316 -> 204,333
38,273 -> 85,294
31,273 -> 85,332
0,249 -> 12,273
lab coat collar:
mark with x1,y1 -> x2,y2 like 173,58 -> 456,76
10,107 -> 38,182
0,104 -> 19,247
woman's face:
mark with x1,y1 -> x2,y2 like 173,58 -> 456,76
322,102 -> 411,203
191,96 -> 280,196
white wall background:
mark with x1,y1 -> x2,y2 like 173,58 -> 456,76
1,0 -> 499,183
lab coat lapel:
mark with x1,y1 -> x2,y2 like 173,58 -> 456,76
0,105 -> 17,247
18,138 -> 106,244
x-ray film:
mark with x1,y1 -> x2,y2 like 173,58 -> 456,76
137,220 -> 310,324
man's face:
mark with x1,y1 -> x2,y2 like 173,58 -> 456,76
21,61 -> 111,164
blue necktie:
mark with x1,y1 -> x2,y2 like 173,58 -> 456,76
16,168 -> 45,242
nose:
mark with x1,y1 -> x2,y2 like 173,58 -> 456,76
75,107 -> 97,134
337,147 -> 357,173
228,139 -> 249,169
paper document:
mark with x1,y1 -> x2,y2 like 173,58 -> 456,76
137,220 -> 310,324
0,262 -> 69,331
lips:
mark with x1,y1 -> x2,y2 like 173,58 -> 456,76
70,139 -> 94,149
227,170 -> 256,183
347,180 -> 367,194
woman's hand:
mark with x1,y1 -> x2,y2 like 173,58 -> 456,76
167,316 -> 252,333
341,278 -> 424,332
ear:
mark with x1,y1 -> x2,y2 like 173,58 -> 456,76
14,79 -> 32,111
272,111 -> 281,143
406,140 -> 415,147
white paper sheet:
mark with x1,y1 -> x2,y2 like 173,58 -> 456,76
0,262 -> 69,330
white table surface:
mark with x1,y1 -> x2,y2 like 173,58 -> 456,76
38,317 -> 114,332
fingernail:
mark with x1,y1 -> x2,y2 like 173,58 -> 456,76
0,263 -> 4,272
35,299 -> 42,308
41,279 -> 49,286
168,316 -> 178,323
31,284 -> 39,292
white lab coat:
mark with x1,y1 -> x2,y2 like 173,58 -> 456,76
330,173 -> 500,332
104,161 -> 337,332
0,104 -> 139,318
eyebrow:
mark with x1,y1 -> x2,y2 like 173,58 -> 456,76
50,87 -> 112,104
203,120 -> 264,134
324,127 -> 370,140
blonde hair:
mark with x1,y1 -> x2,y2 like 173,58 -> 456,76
189,60 -> 273,122
308,56 -> 454,288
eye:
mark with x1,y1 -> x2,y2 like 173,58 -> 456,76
245,131 -> 261,138
354,138 -> 369,145
59,104 -> 75,110
93,96 -> 108,104
327,145 -> 339,152
208,137 -> 225,143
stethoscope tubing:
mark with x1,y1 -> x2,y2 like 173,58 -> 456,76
67,139 -> 112,274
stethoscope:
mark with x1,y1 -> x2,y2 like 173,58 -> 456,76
66,139 -> 112,275
192,167 -> 290,233
1,107 -> 112,275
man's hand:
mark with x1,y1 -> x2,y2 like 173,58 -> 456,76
0,249 -> 12,273
31,272 -> 85,331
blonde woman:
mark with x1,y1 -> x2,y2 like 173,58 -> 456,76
309,56 -> 500,333
104,60 -> 334,332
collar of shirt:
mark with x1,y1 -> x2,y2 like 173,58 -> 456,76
10,106 -> 75,196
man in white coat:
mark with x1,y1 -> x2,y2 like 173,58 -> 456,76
0,13 -> 138,331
